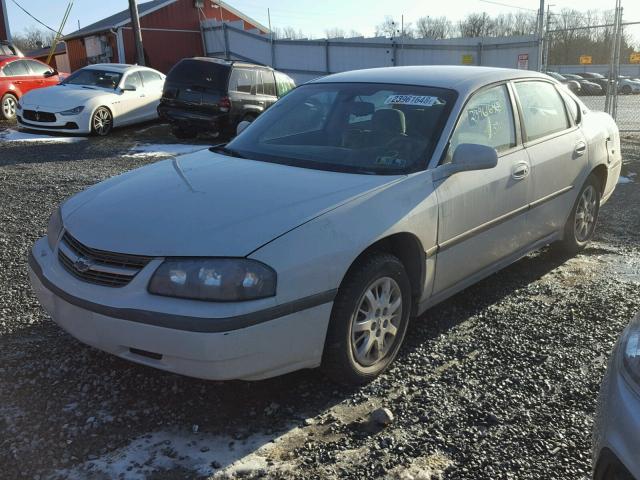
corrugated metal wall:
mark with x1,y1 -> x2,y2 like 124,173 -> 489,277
203,21 -> 541,84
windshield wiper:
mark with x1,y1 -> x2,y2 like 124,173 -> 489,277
209,144 -> 247,159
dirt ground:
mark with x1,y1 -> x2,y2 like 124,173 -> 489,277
0,119 -> 639,480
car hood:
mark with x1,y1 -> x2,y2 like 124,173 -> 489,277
62,150 -> 401,257
20,84 -> 114,109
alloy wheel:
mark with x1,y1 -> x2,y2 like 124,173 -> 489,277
92,108 -> 112,136
2,96 -> 16,119
350,276 -> 403,367
575,184 -> 598,242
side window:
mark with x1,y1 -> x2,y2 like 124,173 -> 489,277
141,70 -> 163,86
448,84 -> 516,162
25,60 -> 52,76
124,72 -> 143,89
558,88 -> 580,125
260,70 -> 276,97
514,81 -> 570,141
228,68 -> 255,94
3,60 -> 31,76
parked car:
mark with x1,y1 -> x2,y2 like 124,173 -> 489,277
562,74 -> 603,96
0,55 -> 64,120
617,76 -> 640,95
593,312 -> 640,479
575,72 -> 609,91
0,40 -> 24,57
17,63 -> 165,135
158,57 -> 295,139
546,71 -> 581,94
29,66 -> 621,385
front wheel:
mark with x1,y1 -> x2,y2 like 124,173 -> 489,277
555,174 -> 601,255
1,93 -> 17,120
322,253 -> 412,386
91,107 -> 113,136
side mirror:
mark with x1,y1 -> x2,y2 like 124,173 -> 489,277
434,143 -> 498,180
44,69 -> 57,78
236,120 -> 251,136
122,84 -> 137,92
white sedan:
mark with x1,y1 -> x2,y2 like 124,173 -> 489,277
28,66 -> 621,385
17,63 -> 165,136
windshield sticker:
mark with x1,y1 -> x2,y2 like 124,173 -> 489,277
384,95 -> 439,107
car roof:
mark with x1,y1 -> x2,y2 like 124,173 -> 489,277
182,57 -> 274,71
310,65 -> 550,93
82,63 -> 161,74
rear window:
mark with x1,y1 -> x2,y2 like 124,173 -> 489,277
167,59 -> 229,89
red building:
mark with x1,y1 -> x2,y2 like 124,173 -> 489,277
63,0 -> 268,73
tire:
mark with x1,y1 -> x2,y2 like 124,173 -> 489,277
621,85 -> 632,95
171,126 -> 197,140
91,107 -> 113,136
1,93 -> 18,120
555,174 -> 601,255
322,253 -> 412,386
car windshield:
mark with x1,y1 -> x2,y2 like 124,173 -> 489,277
61,69 -> 122,89
224,82 -> 456,174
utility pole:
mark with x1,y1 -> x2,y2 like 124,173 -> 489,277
128,0 -> 145,66
537,0 -> 545,71
542,4 -> 553,72
1,0 -> 12,41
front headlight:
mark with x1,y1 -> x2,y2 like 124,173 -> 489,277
46,206 -> 63,251
148,258 -> 277,301
620,314 -> 640,389
58,106 -> 84,116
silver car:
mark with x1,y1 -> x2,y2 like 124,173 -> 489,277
29,66 -> 621,385
593,312 -> 640,479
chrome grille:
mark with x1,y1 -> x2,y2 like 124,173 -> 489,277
58,232 -> 153,287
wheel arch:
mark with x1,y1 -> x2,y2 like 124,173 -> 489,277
591,163 -> 608,195
340,232 -> 426,309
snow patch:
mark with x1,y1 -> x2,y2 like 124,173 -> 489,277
618,176 -> 633,184
48,428 -> 294,480
127,143 -> 208,157
0,129 -> 86,143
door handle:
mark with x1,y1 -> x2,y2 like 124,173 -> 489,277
511,162 -> 530,180
574,141 -> 587,156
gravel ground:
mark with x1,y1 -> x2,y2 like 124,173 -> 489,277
0,118 -> 639,480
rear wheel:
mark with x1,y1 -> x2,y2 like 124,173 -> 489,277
322,253 -> 412,385
1,93 -> 17,120
171,126 -> 197,139
91,107 -> 113,136
621,85 -> 632,95
555,174 -> 601,255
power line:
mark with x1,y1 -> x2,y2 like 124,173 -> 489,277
10,0 -> 59,33
478,0 -> 538,12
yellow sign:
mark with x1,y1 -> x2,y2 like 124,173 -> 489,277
462,54 -> 474,65
631,52 -> 640,64
579,55 -> 593,65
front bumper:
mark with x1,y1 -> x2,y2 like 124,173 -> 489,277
17,109 -> 91,134
593,343 -> 640,479
29,236 -> 333,381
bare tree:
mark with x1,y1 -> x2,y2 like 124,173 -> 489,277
325,27 -> 346,39
12,26 -> 56,52
375,16 -> 399,38
458,13 -> 494,38
272,26 -> 307,40
415,16 -> 454,39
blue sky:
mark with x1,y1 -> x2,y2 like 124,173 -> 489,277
5,0 -> 640,39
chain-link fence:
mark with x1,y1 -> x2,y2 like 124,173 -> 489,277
544,1 -> 640,132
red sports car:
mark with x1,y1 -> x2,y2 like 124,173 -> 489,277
0,56 -> 65,120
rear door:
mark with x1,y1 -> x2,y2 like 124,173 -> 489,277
512,80 -> 588,239
257,69 -> 278,110
433,83 -> 532,295
228,67 -> 261,122
139,70 -> 164,119
2,60 -> 33,97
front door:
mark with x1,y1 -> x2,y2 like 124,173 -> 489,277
118,71 -> 146,125
432,83 -> 532,295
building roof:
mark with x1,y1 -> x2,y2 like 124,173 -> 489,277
27,42 -> 66,58
313,65 -> 549,93
63,0 -> 268,41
